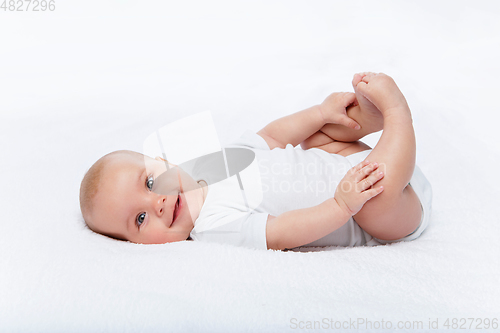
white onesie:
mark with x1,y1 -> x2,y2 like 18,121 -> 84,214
189,130 -> 432,250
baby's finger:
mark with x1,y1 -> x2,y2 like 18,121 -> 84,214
359,169 -> 384,191
362,185 -> 384,201
339,114 -> 361,130
343,92 -> 357,107
353,160 -> 371,173
355,162 -> 379,182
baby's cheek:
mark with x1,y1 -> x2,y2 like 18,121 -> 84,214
146,232 -> 171,244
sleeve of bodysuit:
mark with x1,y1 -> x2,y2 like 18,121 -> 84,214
224,129 -> 271,151
190,211 -> 269,250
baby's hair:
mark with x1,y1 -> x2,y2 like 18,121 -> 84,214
79,150 -> 144,233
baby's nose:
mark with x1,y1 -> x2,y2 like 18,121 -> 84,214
157,197 -> 166,214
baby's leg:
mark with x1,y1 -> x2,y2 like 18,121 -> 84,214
304,73 -> 422,241
350,73 -> 422,240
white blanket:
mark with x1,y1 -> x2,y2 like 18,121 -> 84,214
1,1 -> 499,331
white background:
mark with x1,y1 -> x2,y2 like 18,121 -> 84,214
1,1 -> 499,332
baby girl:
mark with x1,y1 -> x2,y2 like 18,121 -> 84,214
79,72 -> 432,250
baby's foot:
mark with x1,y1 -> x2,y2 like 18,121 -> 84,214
352,72 -> 384,131
353,72 -> 410,118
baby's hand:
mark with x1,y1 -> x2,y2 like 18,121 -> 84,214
319,92 -> 361,130
334,160 -> 385,216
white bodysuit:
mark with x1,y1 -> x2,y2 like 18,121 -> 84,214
189,130 -> 433,250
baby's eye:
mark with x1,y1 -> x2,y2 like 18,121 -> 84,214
146,175 -> 154,191
136,213 -> 146,227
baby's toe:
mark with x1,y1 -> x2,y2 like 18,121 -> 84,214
360,72 -> 378,83
352,73 -> 363,89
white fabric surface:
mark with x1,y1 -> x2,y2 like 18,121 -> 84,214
1,1 -> 499,332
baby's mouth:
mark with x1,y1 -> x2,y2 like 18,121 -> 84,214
171,194 -> 181,227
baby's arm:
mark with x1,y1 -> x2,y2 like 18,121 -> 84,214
266,161 -> 384,250
266,197 -> 350,250
257,93 -> 359,150
257,105 -> 326,150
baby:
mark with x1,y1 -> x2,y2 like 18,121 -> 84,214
79,72 -> 432,251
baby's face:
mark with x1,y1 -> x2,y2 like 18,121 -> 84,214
89,153 -> 206,244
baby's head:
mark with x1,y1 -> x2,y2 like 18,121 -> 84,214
80,150 -> 207,244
